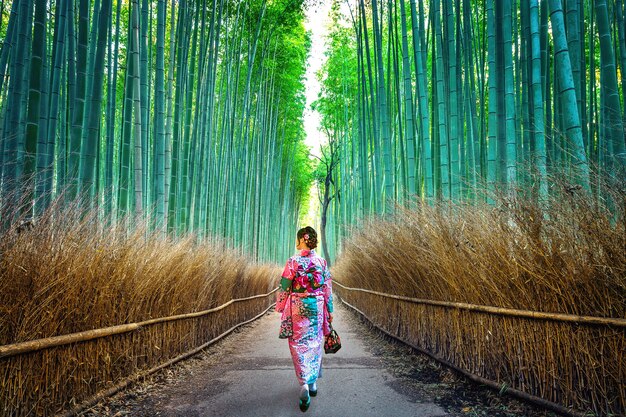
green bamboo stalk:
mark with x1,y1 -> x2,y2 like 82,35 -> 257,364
79,0 -> 111,202
529,0 -> 547,198
371,0 -> 393,209
433,0 -> 450,199
68,0 -> 90,200
594,0 -> 625,174
486,0 -> 498,200
400,1 -> 417,195
24,0 -> 48,214
130,0 -> 143,214
154,0 -> 167,225
1,0 -> 28,202
502,0 -> 517,189
548,0 -> 589,189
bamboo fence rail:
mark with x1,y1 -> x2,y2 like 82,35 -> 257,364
334,280 -> 625,417
0,288 -> 279,417
333,282 -> 626,327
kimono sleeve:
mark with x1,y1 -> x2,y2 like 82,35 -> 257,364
276,258 -> 295,313
280,258 -> 297,290
322,262 -> 334,313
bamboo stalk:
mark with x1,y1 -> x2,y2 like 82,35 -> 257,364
339,297 -> 587,417
0,288 -> 278,359
58,302 -> 276,417
333,281 -> 625,327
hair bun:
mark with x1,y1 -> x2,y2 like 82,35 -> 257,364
298,226 -> 318,249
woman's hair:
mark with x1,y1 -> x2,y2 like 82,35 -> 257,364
297,226 -> 318,249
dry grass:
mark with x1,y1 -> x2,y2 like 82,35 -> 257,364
0,197 -> 279,416
333,181 -> 625,416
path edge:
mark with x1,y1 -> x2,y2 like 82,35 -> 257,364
57,303 -> 276,417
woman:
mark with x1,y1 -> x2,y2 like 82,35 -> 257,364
276,226 -> 333,412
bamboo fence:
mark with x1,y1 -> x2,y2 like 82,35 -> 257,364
0,288 -> 278,417
334,280 -> 625,417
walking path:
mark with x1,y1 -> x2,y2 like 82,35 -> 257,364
93,302 -> 448,416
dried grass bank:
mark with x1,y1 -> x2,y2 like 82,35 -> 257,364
0,201 -> 279,416
332,187 -> 625,416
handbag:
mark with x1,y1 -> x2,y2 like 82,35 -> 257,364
324,325 -> 341,354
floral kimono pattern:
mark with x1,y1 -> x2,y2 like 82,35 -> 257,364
276,249 -> 333,385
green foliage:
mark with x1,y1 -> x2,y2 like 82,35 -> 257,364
315,0 -> 626,260
0,0 -> 315,263
315,24 -> 358,134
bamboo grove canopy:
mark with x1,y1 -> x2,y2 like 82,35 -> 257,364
313,0 -> 626,260
0,0 -> 314,263
1,0 -> 626,262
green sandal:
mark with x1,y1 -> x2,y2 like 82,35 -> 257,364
299,397 -> 311,412
299,387 -> 311,412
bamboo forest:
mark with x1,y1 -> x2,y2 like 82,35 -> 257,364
0,0 -> 624,416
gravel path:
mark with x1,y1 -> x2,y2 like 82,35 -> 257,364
81,300 -> 556,417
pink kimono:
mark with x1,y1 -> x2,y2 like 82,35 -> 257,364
276,249 -> 333,385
